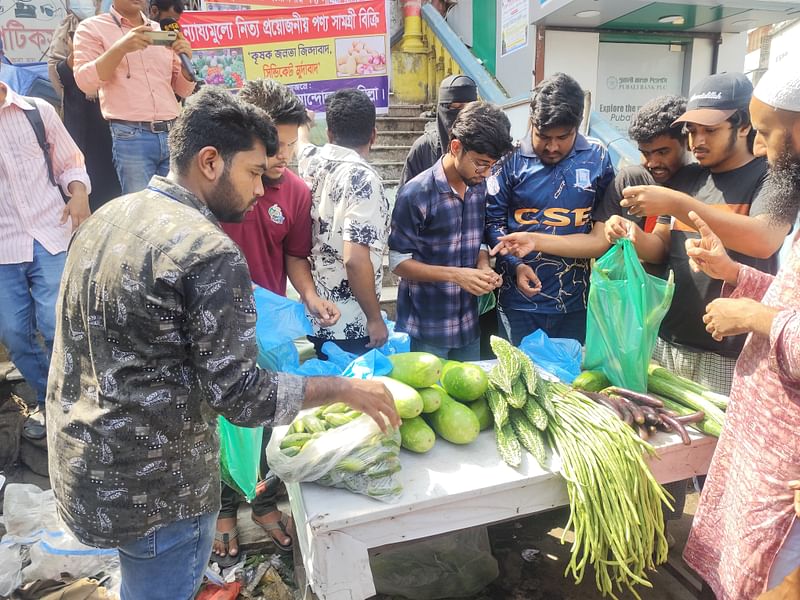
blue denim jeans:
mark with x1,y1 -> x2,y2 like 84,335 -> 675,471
410,337 -> 481,362
110,122 -> 170,195
118,512 -> 216,600
0,241 -> 65,406
497,306 -> 588,346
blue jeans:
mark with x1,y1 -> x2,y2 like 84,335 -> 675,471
110,122 -> 170,195
497,306 -> 587,346
410,337 -> 481,361
0,241 -> 65,406
118,512 -> 216,600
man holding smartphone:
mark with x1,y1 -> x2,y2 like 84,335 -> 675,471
74,0 -> 195,194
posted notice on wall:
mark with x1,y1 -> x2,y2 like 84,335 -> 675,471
181,0 -> 389,114
501,0 -> 528,57
596,42 -> 684,136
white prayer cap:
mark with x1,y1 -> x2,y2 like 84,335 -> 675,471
753,64 -> 800,112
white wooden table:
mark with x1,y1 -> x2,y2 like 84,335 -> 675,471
286,427 -> 717,600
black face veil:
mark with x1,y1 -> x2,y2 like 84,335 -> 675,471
436,74 -> 478,154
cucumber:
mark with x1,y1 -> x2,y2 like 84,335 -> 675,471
399,416 -> 436,453
373,376 -> 424,419
441,363 -> 489,402
388,352 -> 442,388
468,396 -> 493,431
418,385 -> 446,413
279,432 -> 312,449
426,394 -> 480,444
573,370 -> 612,392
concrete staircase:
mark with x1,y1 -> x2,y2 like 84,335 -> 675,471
373,102 -> 433,193
374,102 -> 434,320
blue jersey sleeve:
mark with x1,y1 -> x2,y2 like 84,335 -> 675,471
485,156 -> 523,270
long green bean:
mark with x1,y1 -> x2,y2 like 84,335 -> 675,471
542,382 -> 670,599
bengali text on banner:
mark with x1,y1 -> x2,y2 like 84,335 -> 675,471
180,0 -> 389,113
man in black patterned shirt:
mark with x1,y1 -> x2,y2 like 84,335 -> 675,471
46,86 -> 398,600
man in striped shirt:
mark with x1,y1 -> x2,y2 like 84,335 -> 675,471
0,37 -> 91,439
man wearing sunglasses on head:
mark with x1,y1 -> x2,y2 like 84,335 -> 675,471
398,74 -> 478,189
487,72 -> 615,345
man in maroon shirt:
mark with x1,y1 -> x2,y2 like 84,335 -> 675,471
216,80 -> 339,565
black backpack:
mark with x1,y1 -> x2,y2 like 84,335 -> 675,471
22,97 -> 58,188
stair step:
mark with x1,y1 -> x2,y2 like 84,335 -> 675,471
370,145 -> 413,162
375,116 -> 431,132
371,160 -> 405,181
375,130 -> 426,146
387,104 -> 433,118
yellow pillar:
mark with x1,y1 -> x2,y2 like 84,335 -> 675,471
400,0 -> 426,53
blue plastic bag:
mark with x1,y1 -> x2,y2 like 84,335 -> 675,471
254,285 -> 312,371
519,329 -> 582,383
341,349 -> 393,379
379,319 -> 410,355
219,285 -> 312,502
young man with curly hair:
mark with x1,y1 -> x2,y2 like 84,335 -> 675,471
594,95 -> 692,232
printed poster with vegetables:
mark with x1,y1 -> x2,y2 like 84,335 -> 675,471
181,0 -> 389,114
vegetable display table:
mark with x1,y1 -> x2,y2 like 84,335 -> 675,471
286,428 -> 717,600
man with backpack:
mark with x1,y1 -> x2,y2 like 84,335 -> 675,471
0,37 -> 91,440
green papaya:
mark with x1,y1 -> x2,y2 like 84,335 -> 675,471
388,352 -> 443,388
468,396 -> 492,431
399,416 -> 436,453
373,376 -> 424,419
441,363 -> 489,402
427,394 -> 480,444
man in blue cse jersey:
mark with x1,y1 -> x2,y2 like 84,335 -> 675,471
487,72 -> 615,344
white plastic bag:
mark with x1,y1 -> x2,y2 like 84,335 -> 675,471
22,529 -> 119,584
0,544 -> 23,597
1,484 -> 120,593
3,483 -> 60,539
370,527 -> 499,599
266,411 -> 402,502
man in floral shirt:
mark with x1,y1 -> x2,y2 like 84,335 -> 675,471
298,88 -> 390,358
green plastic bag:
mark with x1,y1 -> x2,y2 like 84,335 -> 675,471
584,238 -> 674,392
218,416 -> 263,501
478,291 -> 497,315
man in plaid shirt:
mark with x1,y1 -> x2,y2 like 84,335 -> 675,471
389,102 -> 512,360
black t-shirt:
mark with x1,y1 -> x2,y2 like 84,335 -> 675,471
658,158 -> 778,358
594,164 -> 655,227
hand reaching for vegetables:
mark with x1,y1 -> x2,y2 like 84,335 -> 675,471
685,211 -> 740,285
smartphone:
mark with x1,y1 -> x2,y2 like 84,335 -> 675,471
145,30 -> 178,46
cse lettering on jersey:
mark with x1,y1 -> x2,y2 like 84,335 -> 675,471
513,206 -> 593,227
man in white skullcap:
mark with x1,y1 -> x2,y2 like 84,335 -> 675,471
681,64 -> 800,600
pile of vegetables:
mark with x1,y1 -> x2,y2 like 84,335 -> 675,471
488,336 -> 672,598
386,353 -> 490,453
272,403 -> 403,502
545,382 -> 671,599
485,336 -> 551,469
574,365 -> 727,439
